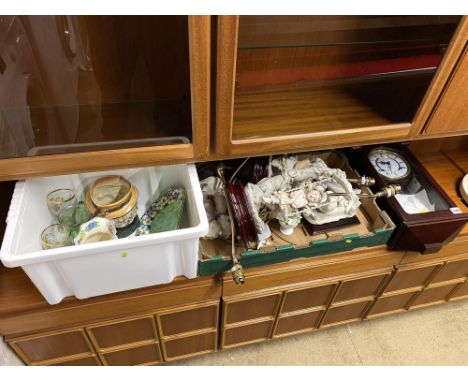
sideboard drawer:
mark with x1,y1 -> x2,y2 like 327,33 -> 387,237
87,316 -> 158,350
223,292 -> 282,324
10,328 -> 93,365
102,344 -> 162,366
158,301 -> 218,337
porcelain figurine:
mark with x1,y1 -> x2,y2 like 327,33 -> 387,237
200,176 -> 232,240
244,155 -> 361,235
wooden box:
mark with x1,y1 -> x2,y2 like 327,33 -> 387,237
348,144 -> 468,253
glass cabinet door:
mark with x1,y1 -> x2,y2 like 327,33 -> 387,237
216,16 -> 464,155
0,16 -> 210,179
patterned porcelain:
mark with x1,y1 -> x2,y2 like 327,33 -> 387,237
136,187 -> 186,236
74,217 -> 117,245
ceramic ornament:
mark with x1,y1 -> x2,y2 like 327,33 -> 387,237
244,156 -> 361,235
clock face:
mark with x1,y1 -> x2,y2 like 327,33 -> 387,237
368,149 -> 411,181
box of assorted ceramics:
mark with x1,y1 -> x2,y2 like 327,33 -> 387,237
196,150 -> 396,277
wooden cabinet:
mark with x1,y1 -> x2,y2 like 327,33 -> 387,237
0,16 -> 210,180
220,268 -> 394,347
7,300 -> 220,365
367,248 -> 468,318
216,16 -> 468,156
424,47 -> 468,135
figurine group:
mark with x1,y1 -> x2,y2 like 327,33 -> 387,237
202,154 -> 362,240
245,155 -> 361,236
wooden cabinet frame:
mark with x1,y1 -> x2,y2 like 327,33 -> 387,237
215,16 -> 468,156
0,16 -> 211,181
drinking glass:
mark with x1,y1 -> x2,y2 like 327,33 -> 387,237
46,189 -> 77,221
40,224 -> 72,250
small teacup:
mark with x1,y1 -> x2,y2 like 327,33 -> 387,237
74,217 -> 117,245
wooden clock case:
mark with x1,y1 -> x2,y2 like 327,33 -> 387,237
347,144 -> 468,253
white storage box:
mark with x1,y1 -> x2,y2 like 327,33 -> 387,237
0,164 -> 208,304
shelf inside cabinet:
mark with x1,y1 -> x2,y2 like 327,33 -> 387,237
232,71 -> 433,141
22,99 -> 191,157
237,16 -> 460,50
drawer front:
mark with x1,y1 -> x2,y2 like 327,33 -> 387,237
87,316 -> 158,350
321,301 -> 370,327
158,302 -> 218,337
367,291 -> 417,317
431,259 -> 468,283
162,332 -> 217,361
224,293 -> 282,324
411,284 -> 460,308
274,310 -> 323,337
281,283 -> 336,313
334,274 -> 388,303
10,328 -> 93,365
223,320 -> 274,348
51,355 -> 101,366
102,344 -> 162,366
450,282 -> 468,300
385,265 -> 439,292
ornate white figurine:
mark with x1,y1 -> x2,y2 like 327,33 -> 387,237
244,156 -> 361,235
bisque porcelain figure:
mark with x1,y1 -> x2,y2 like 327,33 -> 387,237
200,176 -> 232,240
244,156 -> 361,235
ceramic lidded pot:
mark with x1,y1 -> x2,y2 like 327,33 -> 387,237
85,175 -> 139,229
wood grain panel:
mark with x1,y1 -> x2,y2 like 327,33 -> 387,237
87,316 -> 157,350
158,303 -> 218,337
431,259 -> 468,283
163,331 -> 216,361
367,291 -> 417,317
334,273 -> 388,302
411,283 -> 460,307
425,47 -> 468,134
0,276 -> 221,337
11,329 -> 92,363
232,84 -> 406,141
321,301 -> 370,327
102,344 -> 162,366
222,246 -> 403,296
385,265 -> 439,292
281,283 -> 336,313
450,282 -> 468,300
224,293 -> 281,324
51,355 -> 101,366
274,310 -> 323,337
223,320 -> 274,348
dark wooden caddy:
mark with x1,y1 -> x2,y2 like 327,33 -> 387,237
348,144 -> 468,253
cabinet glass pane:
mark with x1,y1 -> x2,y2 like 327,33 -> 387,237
233,16 -> 461,140
0,16 -> 191,159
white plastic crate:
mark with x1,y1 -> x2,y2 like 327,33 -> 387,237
0,164 -> 208,304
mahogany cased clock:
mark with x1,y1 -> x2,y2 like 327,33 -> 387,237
347,144 -> 468,253
368,148 -> 412,184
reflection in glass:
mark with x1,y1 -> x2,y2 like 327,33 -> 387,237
233,16 -> 461,140
0,16 -> 192,159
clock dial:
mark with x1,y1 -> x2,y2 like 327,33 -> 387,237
368,149 -> 411,181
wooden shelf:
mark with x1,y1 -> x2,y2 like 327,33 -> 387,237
232,72 -> 432,141
233,86 -> 389,140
